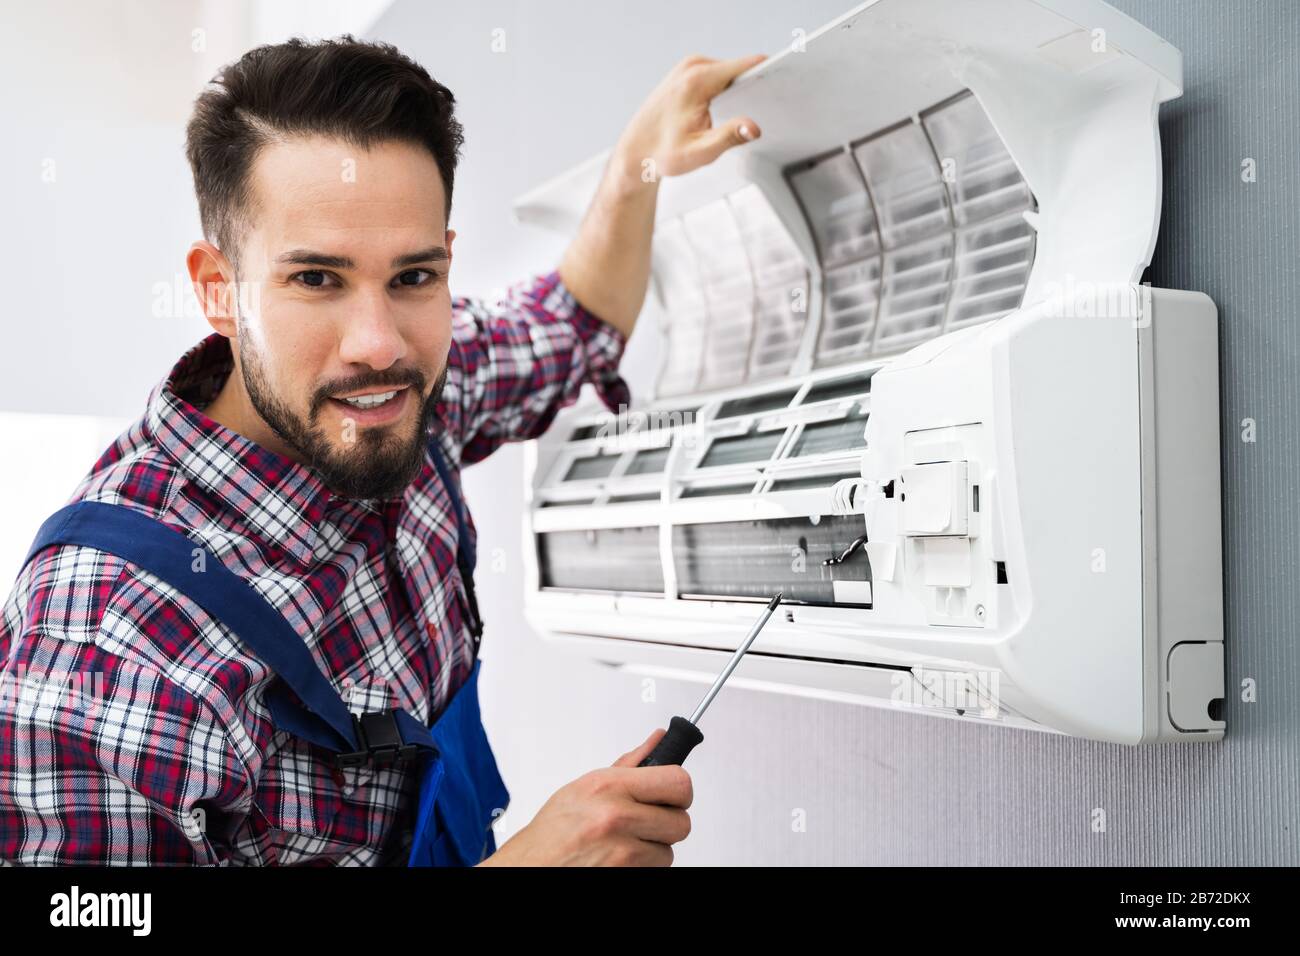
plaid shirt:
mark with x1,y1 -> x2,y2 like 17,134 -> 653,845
0,270 -> 628,866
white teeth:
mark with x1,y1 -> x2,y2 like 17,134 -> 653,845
339,389 -> 399,409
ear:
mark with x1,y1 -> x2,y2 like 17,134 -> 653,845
187,241 -> 239,338
445,228 -> 456,266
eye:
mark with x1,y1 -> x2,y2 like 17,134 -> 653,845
291,270 -> 338,289
393,269 -> 441,288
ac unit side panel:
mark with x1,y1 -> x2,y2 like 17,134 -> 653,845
994,299 -> 1146,742
1146,290 -> 1226,741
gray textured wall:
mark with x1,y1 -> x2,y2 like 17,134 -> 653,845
372,0 -> 1299,864
1112,0 -> 1299,863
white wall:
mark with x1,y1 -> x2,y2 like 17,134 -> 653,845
0,0 -> 396,423
0,2 -> 395,593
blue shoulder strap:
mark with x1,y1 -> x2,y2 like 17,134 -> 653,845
428,438 -> 484,645
23,500 -> 365,754
23,443 -> 479,759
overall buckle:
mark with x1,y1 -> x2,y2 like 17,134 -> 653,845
335,709 -> 419,770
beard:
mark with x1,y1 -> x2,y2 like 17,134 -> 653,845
238,335 -> 446,501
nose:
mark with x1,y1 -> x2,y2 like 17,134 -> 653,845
337,288 -> 408,371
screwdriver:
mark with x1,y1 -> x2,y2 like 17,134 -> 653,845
638,591 -> 783,767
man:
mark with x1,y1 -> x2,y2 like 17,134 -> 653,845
0,37 -> 763,865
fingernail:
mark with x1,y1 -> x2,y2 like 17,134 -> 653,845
739,124 -> 755,141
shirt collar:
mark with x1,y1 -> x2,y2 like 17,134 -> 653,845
143,333 -> 331,566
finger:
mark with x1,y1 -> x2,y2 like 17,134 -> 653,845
623,804 -> 692,846
644,842 -> 674,867
612,727 -> 666,768
608,838 -> 674,867
680,115 -> 761,170
694,52 -> 767,96
620,763 -> 694,809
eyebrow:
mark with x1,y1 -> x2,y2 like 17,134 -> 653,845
392,246 -> 449,268
275,246 -> 449,269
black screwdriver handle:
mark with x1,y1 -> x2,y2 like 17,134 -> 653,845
638,715 -> 704,767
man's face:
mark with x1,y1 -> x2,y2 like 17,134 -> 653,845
228,135 -> 454,499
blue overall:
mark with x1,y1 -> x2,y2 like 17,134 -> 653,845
21,441 -> 509,867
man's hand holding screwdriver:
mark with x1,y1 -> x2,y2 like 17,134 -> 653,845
476,728 -> 692,867
479,593 -> 781,866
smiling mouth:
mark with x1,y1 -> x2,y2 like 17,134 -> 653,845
337,389 -> 402,410
324,383 -> 415,424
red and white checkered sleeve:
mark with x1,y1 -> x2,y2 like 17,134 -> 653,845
438,270 -> 632,466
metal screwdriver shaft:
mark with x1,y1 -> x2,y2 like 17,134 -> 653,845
638,591 -> 782,767
690,591 -> 782,724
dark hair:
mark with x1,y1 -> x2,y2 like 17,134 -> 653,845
185,36 -> 463,268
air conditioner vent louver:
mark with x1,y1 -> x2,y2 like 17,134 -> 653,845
565,406 -> 701,445
801,372 -> 874,404
732,185 -> 813,383
817,258 -> 884,364
716,388 -> 799,419
673,515 -> 871,605
698,429 -> 783,469
680,481 -> 757,499
794,90 -> 1037,367
655,186 -> 812,398
688,200 -> 755,391
563,453 -> 618,482
625,447 -> 671,475
650,91 -> 1035,399
538,526 -> 663,593
608,491 -> 661,504
767,472 -> 860,493
653,218 -> 710,397
790,413 -> 868,457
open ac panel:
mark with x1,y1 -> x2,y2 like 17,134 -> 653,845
513,0 -> 1225,744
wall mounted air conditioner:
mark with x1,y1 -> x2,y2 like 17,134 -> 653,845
512,0 -> 1224,744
